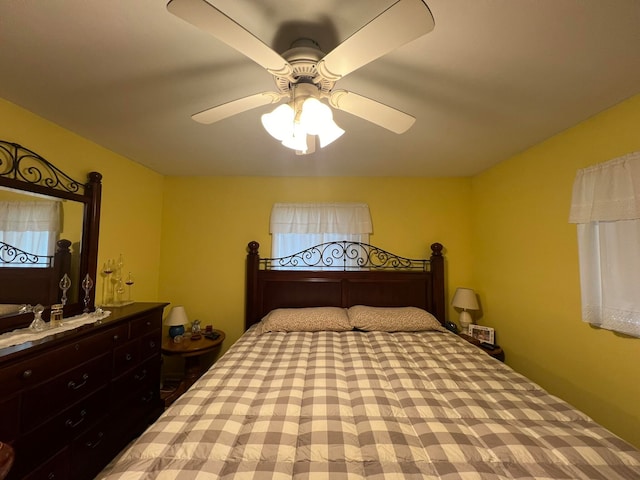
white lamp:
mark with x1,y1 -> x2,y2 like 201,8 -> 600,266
261,83 -> 344,154
451,288 -> 479,333
165,305 -> 188,339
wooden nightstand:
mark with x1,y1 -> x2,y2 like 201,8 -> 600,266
459,333 -> 505,362
161,329 -> 225,407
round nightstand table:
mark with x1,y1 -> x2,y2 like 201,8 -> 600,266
161,329 -> 225,407
459,333 -> 505,362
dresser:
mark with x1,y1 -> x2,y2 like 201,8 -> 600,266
0,302 -> 167,480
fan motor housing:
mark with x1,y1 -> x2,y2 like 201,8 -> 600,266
275,39 -> 334,95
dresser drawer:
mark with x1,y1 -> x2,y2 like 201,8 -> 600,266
113,339 -> 141,377
0,395 -> 19,442
130,311 -> 161,337
140,329 -> 161,360
112,355 -> 161,403
16,387 -> 108,473
22,353 -> 111,431
20,447 -> 70,480
0,324 -> 125,396
71,414 -> 128,480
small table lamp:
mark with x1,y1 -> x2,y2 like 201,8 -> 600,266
452,287 -> 479,333
165,305 -> 188,339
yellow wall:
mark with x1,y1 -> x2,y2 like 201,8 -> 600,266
159,176 -> 473,352
471,93 -> 640,448
3,91 -> 638,448
0,98 -> 165,303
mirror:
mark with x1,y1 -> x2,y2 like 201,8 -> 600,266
0,140 -> 101,333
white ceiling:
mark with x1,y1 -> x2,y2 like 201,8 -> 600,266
1,0 -> 639,177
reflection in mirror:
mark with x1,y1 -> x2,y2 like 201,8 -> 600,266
0,140 -> 101,333
0,188 -> 84,305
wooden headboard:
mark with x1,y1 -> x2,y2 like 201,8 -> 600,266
0,239 -> 72,308
245,241 -> 445,330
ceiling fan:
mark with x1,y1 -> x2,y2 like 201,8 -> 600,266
167,0 -> 435,154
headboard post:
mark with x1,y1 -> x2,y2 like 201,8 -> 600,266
245,241 -> 260,330
429,243 -> 446,322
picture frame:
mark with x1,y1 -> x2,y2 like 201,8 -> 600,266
468,324 -> 495,344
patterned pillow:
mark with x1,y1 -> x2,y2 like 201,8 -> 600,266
348,305 -> 447,332
259,307 -> 351,333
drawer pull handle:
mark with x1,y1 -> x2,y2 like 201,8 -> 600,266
113,334 -> 119,341
65,409 -> 87,429
85,431 -> 104,449
141,391 -> 154,403
68,373 -> 89,390
134,369 -> 147,382
47,473 -> 55,480
22,369 -> 33,379
146,321 -> 151,327
149,341 -> 156,348
125,353 -> 133,361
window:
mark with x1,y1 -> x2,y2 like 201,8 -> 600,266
0,200 -> 61,267
270,203 -> 372,268
569,151 -> 640,337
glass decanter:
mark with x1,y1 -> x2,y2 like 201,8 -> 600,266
29,304 -> 46,332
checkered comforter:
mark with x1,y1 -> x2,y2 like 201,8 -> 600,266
98,326 -> 640,479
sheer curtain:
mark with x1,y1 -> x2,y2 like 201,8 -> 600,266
569,151 -> 640,337
0,201 -> 61,267
270,203 -> 373,262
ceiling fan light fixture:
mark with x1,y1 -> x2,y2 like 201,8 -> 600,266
261,104 -> 295,141
281,123 -> 309,153
316,120 -> 345,148
262,94 -> 344,153
298,97 -> 330,135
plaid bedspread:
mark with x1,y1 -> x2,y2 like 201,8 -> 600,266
99,327 -> 640,479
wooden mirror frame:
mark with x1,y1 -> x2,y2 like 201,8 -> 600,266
0,140 -> 102,333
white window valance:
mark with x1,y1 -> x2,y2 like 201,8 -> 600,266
569,151 -> 640,224
0,201 -> 61,232
270,203 -> 373,234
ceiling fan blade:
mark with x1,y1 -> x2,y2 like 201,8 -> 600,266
316,0 -> 434,81
192,92 -> 283,124
329,90 -> 415,134
167,0 -> 293,78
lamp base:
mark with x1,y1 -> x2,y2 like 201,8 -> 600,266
458,311 -> 473,334
168,325 -> 185,339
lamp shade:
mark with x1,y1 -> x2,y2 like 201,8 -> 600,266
452,288 -> 479,333
165,305 -> 188,326
451,288 -> 479,311
261,104 -> 295,141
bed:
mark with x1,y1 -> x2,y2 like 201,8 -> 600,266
98,241 -> 640,479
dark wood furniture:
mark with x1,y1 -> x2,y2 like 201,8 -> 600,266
0,302 -> 167,480
245,240 -> 446,329
0,140 -> 102,334
459,333 -> 505,361
160,330 -> 225,408
0,239 -> 73,309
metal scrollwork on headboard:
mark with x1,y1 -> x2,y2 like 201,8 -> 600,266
0,140 -> 85,194
260,241 -> 431,271
0,241 -> 52,266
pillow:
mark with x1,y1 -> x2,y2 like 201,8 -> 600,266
259,307 -> 351,333
347,305 -> 447,332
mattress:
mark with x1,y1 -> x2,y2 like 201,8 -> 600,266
98,325 -> 640,479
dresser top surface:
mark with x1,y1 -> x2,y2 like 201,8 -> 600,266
0,302 -> 168,362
